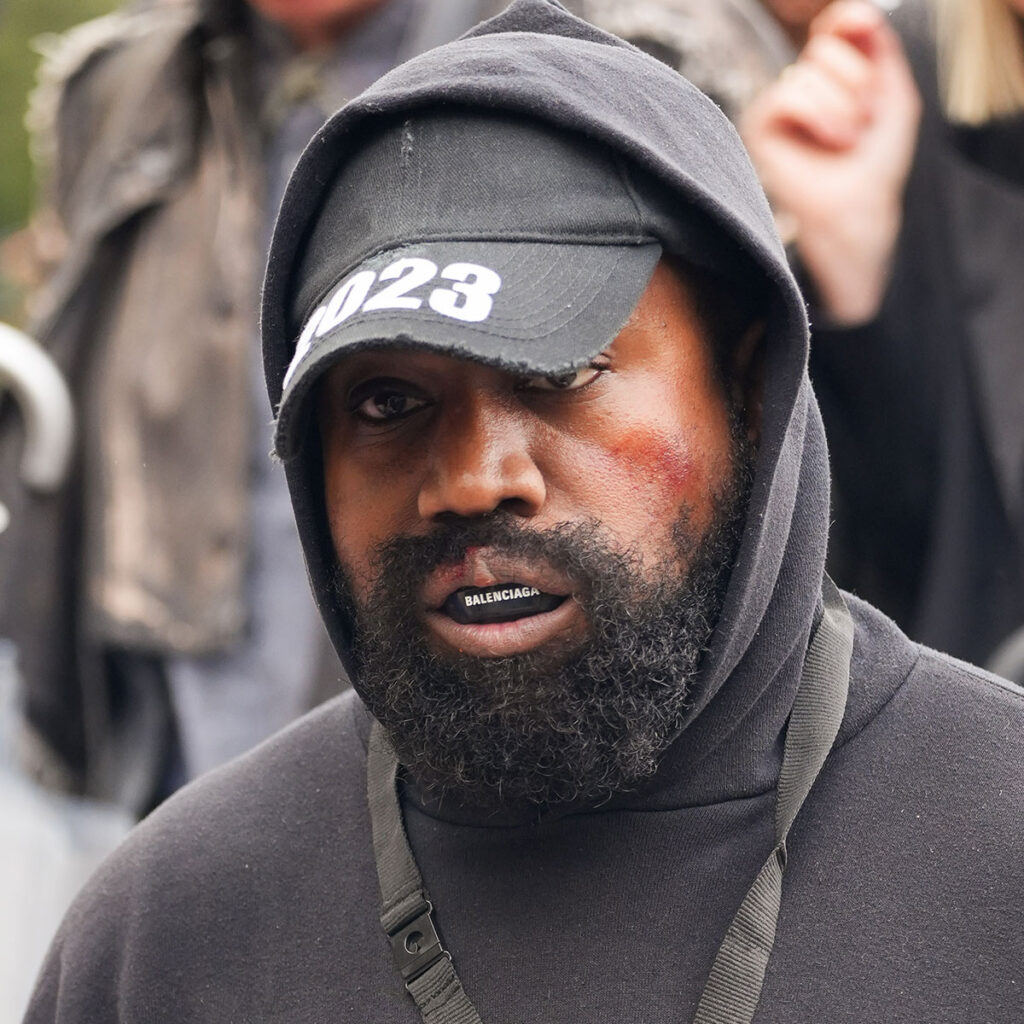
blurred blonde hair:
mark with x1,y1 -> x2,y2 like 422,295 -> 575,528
934,0 -> 1024,123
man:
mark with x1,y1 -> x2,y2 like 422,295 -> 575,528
25,2 -> 1024,1021
0,0 -> 502,814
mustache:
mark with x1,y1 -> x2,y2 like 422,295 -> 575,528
366,513 -> 648,604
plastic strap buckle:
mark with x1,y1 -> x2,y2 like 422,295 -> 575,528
387,901 -> 450,985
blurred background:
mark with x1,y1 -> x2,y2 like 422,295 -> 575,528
0,0 -> 120,326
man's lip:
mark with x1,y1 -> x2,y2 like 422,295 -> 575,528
422,597 -> 585,659
420,549 -> 574,611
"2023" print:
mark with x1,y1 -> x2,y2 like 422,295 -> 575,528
284,256 -> 502,388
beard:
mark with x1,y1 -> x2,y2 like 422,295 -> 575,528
334,434 -> 754,810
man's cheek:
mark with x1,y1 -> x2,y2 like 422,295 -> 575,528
586,427 -> 704,525
608,428 -> 697,493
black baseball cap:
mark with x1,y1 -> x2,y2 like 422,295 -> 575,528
273,107 -> 746,460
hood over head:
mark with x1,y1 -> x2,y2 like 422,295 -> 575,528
262,0 -> 830,807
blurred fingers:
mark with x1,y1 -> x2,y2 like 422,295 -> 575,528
764,60 -> 868,149
802,31 -> 875,101
809,0 -> 888,55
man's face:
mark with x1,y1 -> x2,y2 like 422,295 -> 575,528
317,259 -> 759,805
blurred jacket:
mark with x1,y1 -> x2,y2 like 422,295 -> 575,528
0,0 -> 263,805
809,1 -> 1024,668
0,0 -> 508,808
583,0 -> 796,119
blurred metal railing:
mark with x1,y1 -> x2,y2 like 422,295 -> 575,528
0,322 -> 75,536
0,323 -> 105,1024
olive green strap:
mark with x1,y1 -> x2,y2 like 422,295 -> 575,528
692,577 -> 853,1024
367,725 -> 485,1024
367,578 -> 853,1024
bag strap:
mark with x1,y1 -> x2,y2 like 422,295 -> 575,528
367,578 -> 854,1024
367,726 -> 484,1024
692,576 -> 853,1023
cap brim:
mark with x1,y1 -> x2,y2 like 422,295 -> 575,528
274,239 -> 661,460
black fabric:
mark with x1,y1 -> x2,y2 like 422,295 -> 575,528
811,0 -> 1024,667
289,110 -> 665,329
24,608 -> 1024,1022
23,2 -> 1024,1021
952,116 -> 1024,192
274,105 -> 764,460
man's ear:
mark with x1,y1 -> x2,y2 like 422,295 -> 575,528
730,320 -> 766,447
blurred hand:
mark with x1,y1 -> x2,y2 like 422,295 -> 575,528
741,1 -> 921,325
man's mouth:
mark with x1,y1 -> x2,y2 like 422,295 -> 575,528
443,583 -> 566,625
418,550 -> 585,656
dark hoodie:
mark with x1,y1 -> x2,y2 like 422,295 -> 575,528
24,3 -> 1024,1021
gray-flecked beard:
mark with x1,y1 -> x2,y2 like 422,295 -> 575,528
334,442 -> 753,810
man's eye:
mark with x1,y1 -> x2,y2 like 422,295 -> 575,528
520,366 -> 603,392
348,381 -> 429,422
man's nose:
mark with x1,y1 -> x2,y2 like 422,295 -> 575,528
417,393 -> 546,521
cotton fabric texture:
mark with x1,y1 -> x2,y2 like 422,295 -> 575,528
24,2 -> 1024,1021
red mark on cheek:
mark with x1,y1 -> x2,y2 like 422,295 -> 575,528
607,430 -> 696,498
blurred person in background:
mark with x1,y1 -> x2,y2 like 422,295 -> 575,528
743,0 -> 1024,674
0,0 -> 506,818
582,0 -> 835,122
